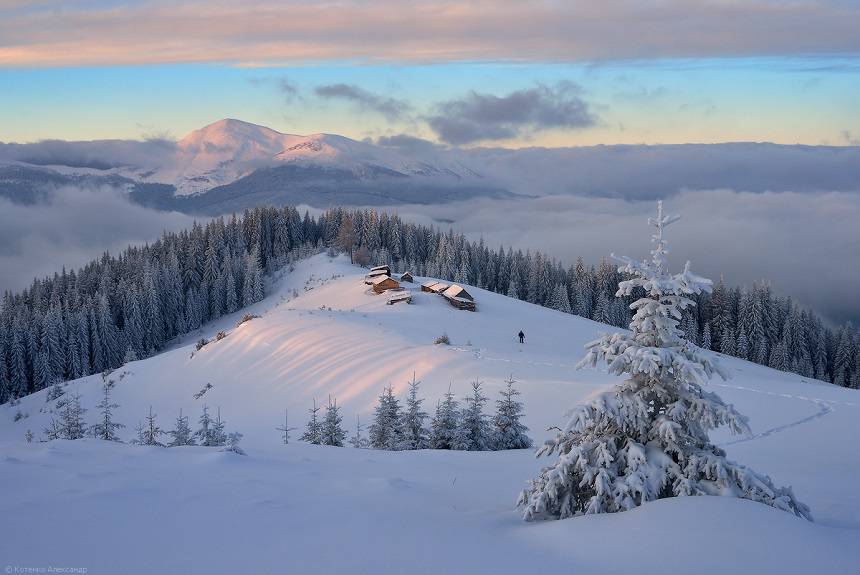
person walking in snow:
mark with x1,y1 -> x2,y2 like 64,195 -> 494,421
518,330 -> 525,344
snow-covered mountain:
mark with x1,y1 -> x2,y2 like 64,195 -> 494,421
1,254 -> 857,574
143,118 -> 483,196
0,119 -> 505,210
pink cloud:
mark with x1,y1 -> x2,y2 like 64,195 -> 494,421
1,1 -> 858,67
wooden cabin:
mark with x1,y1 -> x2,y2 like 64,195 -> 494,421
370,275 -> 401,294
421,281 -> 450,294
364,268 -> 389,284
400,271 -> 414,283
441,284 -> 476,311
441,284 -> 473,301
387,292 -> 412,305
370,264 -> 391,275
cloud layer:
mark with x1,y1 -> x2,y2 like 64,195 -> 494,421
427,83 -> 596,145
2,1 -> 859,67
315,84 -> 410,121
0,186 -> 198,293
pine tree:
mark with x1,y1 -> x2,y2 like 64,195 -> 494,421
211,408 -> 228,447
89,376 -> 124,441
194,404 -> 215,446
519,201 -> 810,521
459,379 -> 491,451
275,408 -> 297,445
737,327 -> 750,360
139,406 -> 165,447
242,245 -> 264,307
400,373 -> 429,450
492,375 -> 532,450
721,324 -> 737,356
223,432 -> 245,455
48,391 -> 87,440
168,409 -> 196,446
548,283 -> 572,314
349,414 -> 367,448
430,385 -> 461,450
701,322 -> 712,350
321,396 -> 347,447
300,399 -> 323,445
594,291 -> 612,325
369,386 -> 402,450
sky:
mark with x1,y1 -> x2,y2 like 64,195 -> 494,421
0,1 -> 859,146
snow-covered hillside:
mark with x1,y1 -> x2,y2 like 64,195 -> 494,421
1,254 -> 858,574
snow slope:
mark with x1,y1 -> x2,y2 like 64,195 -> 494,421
1,254 -> 858,574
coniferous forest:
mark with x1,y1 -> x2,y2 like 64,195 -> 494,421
1,204 -> 858,402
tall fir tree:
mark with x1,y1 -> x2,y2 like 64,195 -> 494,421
519,202 -> 810,521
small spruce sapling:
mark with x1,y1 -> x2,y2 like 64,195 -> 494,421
299,399 -> 323,445
275,408 -> 297,445
400,373 -> 429,450
349,414 -> 368,448
430,385 -> 461,450
369,386 -> 402,450
168,409 -> 196,447
459,379 -> 491,450
139,406 -> 165,447
492,375 -> 532,450
89,376 -> 124,441
321,396 -> 347,447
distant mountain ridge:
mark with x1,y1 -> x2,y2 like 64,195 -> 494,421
2,119 -> 860,214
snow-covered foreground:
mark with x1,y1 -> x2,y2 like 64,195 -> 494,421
2,254 -> 858,574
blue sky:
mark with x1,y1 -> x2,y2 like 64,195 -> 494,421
2,57 -> 858,146
0,1 -> 859,146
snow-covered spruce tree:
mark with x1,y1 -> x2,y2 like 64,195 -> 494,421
400,373 -> 430,450
139,406 -> 165,447
194,404 -> 215,446
493,376 -> 532,450
168,409 -> 196,447
211,408 -> 228,447
430,385 -> 461,450
299,399 -> 323,445
89,377 -> 124,441
459,379 -> 492,451
57,392 -> 87,440
321,396 -> 347,447
349,414 -> 367,448
222,432 -> 245,455
518,201 -> 811,521
275,409 -> 297,445
369,386 -> 403,450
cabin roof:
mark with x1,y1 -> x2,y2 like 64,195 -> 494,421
370,265 -> 391,272
370,275 -> 398,285
442,284 -> 471,299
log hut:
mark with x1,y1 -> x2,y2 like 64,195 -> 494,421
364,268 -> 390,284
441,284 -> 476,311
370,275 -> 401,294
